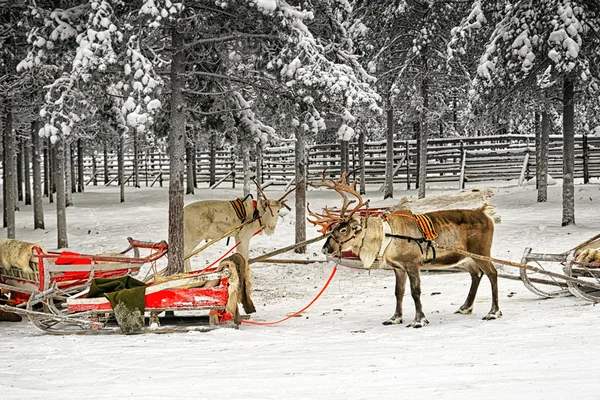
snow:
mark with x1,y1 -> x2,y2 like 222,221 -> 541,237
2,179 -> 600,399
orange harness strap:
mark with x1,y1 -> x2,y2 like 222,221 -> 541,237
414,214 -> 438,241
385,212 -> 438,241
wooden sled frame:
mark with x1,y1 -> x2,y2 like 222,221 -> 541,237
0,238 -> 241,334
0,237 -> 168,305
520,233 -> 600,302
24,267 -> 235,335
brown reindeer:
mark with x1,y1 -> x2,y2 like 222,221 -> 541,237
309,174 -> 500,328
183,185 -> 295,271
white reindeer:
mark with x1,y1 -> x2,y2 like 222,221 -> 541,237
183,186 -> 295,272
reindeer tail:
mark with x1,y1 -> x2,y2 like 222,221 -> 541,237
479,202 -> 497,217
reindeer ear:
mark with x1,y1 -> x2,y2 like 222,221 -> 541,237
349,219 -> 362,232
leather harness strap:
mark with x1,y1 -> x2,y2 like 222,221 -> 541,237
230,198 -> 248,222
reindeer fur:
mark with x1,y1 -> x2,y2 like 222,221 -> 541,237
219,253 -> 256,325
183,197 -> 287,272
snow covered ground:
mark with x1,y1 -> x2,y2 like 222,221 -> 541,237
1,178 -> 600,399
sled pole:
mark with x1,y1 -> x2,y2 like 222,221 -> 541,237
249,234 -> 329,265
436,243 -> 600,291
184,221 -> 252,261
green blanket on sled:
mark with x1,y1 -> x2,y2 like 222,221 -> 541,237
88,276 -> 147,334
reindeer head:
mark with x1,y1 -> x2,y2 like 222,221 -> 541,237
307,171 -> 367,256
254,180 -> 296,235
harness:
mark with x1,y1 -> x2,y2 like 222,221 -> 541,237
227,195 -> 261,245
384,212 -> 438,263
230,197 -> 249,222
230,195 -> 261,224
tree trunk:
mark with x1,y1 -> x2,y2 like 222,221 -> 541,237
383,94 -> 394,199
534,111 -> 540,189
43,139 -> 50,200
65,141 -> 73,207
3,100 -> 16,238
17,139 -> 23,202
340,139 -> 349,175
192,133 -> 198,188
538,110 -> 550,203
48,138 -> 54,204
31,117 -> 45,229
133,130 -> 140,188
103,141 -> 109,185
54,138 -> 68,248
24,138 -> 32,206
209,132 -> 216,187
242,140 -> 251,197
294,128 -> 307,253
255,141 -> 263,186
77,138 -> 84,192
358,127 -> 366,195
561,77 -> 575,226
92,151 -> 98,186
166,27 -> 187,275
418,67 -> 429,199
118,132 -> 125,203
186,132 -> 194,195
70,142 -> 76,193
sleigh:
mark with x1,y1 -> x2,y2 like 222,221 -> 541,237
518,233 -> 600,302
0,238 -> 241,334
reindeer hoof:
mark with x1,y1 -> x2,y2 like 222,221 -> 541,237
407,317 -> 429,328
455,306 -> 473,315
382,317 -> 403,325
482,310 -> 502,320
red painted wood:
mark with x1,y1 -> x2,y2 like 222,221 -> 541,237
67,287 -> 229,312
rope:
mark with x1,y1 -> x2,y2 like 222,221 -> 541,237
184,220 -> 254,261
241,264 -> 337,326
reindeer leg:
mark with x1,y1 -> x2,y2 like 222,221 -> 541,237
455,264 -> 483,315
383,267 -> 406,325
406,267 -> 429,328
184,237 -> 202,272
480,261 -> 502,320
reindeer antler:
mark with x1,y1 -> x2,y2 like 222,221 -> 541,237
253,178 -> 268,200
308,170 -> 366,220
307,203 -> 344,234
278,186 -> 297,202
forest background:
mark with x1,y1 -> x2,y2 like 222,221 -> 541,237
0,0 -> 599,274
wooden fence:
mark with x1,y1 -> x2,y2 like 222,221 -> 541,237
83,134 -> 600,189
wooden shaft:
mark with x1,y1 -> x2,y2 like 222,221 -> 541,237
184,221 -> 251,260
436,243 -> 600,291
249,234 -> 329,264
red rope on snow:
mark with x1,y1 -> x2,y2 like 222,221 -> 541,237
241,265 -> 337,326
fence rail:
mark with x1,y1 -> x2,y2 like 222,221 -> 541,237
81,134 -> 600,189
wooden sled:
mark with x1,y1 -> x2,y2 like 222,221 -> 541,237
1,238 -> 241,334
22,267 -> 236,335
0,237 -> 167,306
519,233 -> 600,302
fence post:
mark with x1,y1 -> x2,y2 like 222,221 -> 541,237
583,133 -> 589,184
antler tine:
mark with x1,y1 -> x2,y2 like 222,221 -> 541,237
253,178 -> 268,200
331,175 -> 365,219
277,186 -> 297,202
307,203 -> 342,234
